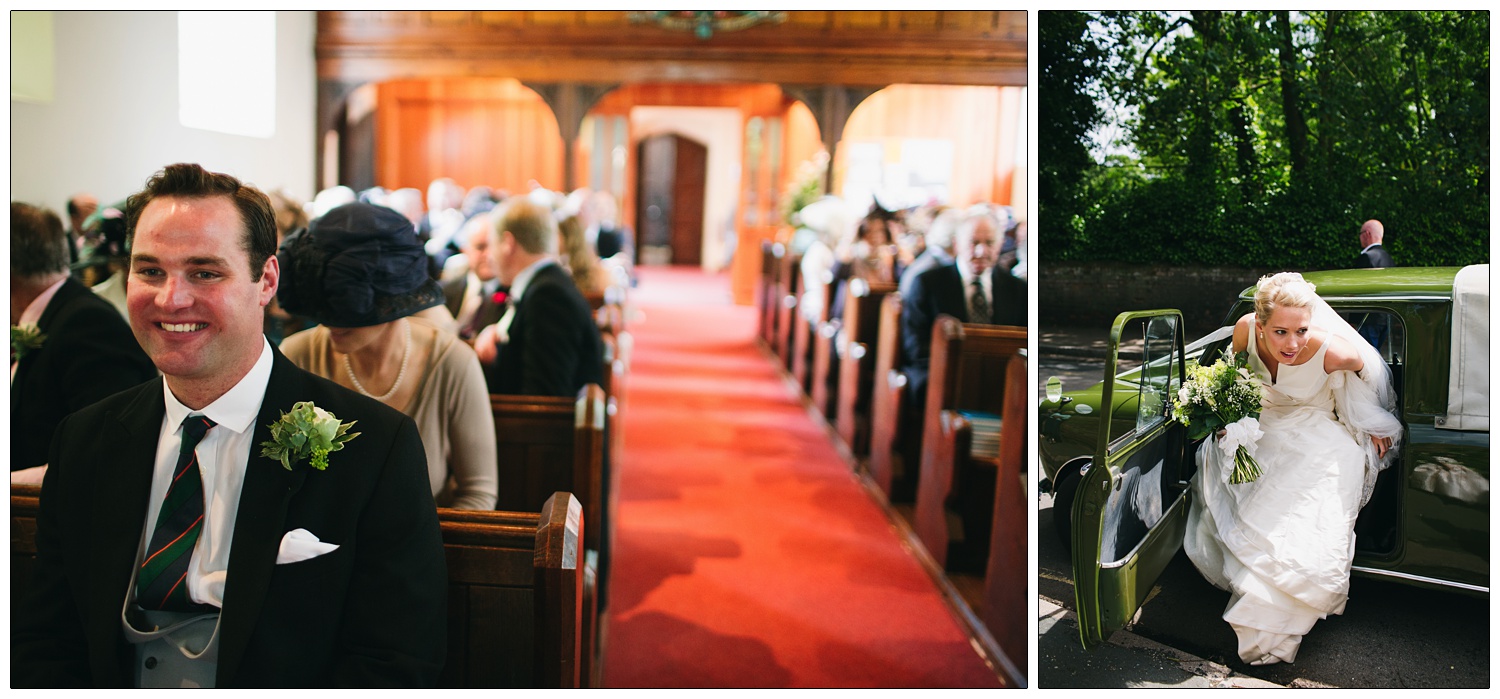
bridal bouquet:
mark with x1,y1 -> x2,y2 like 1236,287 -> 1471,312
1171,349 -> 1267,484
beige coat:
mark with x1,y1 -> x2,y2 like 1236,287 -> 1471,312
281,317 -> 498,509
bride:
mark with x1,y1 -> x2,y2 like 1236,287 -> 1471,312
1183,272 -> 1403,666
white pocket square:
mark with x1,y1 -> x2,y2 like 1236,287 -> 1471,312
276,528 -> 339,564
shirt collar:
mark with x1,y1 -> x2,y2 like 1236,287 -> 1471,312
956,262 -> 992,291
161,338 -> 274,436
18,276 -> 69,326
509,257 -> 555,302
1360,243 -> 1381,255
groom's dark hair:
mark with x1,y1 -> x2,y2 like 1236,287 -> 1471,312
125,163 -> 278,281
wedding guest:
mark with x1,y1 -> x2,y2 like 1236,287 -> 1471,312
559,214 -> 611,296
1355,219 -> 1395,268
10,202 -> 156,474
11,163 -> 446,687
442,212 -> 507,341
278,202 -> 498,510
898,206 -> 960,298
84,202 -> 132,319
828,204 -> 901,322
473,196 -> 603,397
65,192 -> 98,264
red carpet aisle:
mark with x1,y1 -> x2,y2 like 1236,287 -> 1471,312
602,266 -> 1003,688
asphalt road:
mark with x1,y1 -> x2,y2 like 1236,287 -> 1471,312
1036,352 -> 1491,689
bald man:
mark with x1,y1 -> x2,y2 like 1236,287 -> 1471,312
1355,220 -> 1395,268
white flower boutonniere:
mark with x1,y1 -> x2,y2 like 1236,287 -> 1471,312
11,323 -> 46,362
259,401 -> 360,471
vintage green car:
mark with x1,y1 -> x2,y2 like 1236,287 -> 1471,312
1038,265 -> 1489,648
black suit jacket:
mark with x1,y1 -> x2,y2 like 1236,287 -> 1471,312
899,264 -> 1027,405
10,278 -> 157,470
11,346 -> 447,688
484,262 -> 603,397
1355,244 -> 1395,269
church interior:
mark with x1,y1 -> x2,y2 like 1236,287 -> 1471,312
9,11 -> 1028,689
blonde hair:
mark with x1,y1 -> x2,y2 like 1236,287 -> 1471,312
558,215 -> 603,292
493,196 -> 558,255
1254,272 -> 1319,324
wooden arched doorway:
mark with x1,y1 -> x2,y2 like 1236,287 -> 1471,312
635,134 -> 707,266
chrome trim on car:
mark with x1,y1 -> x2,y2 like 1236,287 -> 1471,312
1351,565 -> 1489,594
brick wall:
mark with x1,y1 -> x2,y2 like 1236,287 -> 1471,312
1039,263 -> 1289,335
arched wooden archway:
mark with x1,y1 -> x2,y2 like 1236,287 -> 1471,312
314,10 -> 1025,190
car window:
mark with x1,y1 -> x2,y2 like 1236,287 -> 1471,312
1340,309 -> 1405,366
1136,315 -> 1178,435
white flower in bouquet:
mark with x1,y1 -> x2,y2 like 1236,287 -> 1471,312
1172,349 -> 1268,484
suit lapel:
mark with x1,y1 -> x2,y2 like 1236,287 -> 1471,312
215,348 -> 310,687
82,381 -> 166,680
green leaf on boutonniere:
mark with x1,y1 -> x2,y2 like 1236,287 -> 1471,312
11,323 -> 46,362
259,401 -> 360,471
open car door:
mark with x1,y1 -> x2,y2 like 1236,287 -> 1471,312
1071,310 -> 1193,648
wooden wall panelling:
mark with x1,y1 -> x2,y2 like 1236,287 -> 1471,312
376,78 -> 565,194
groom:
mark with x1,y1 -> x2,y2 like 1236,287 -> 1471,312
10,164 -> 447,687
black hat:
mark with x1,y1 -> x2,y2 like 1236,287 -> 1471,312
277,202 -> 443,328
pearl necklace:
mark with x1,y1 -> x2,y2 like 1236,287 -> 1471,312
343,319 -> 411,402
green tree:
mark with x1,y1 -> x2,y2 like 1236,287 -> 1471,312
1040,10 -> 1488,269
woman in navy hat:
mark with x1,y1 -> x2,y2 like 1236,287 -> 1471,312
277,202 -> 498,510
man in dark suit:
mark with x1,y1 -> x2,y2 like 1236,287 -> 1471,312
895,206 -> 1026,565
11,164 -> 446,688
474,196 -> 603,397
1355,219 -> 1395,268
1353,219 -> 1396,350
899,208 -> 1027,404
10,202 -> 157,474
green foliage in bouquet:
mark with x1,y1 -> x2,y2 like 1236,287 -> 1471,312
1171,349 -> 1264,439
1171,348 -> 1267,483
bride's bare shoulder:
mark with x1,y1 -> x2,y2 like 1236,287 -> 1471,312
1232,313 -> 1254,352
1321,332 -> 1365,374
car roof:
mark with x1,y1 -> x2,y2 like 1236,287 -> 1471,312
1237,266 -> 1467,301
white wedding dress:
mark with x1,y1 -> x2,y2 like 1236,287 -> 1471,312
1184,325 -> 1400,665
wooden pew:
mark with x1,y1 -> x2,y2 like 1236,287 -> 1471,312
774,249 -> 803,370
834,279 -> 898,458
983,351 -> 1027,673
809,270 -> 843,418
10,484 -> 585,689
867,293 -> 907,496
491,385 -> 608,686
758,241 -> 781,348
791,267 -> 833,396
911,317 -> 1026,570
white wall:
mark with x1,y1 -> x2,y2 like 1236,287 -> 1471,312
9,11 -> 317,216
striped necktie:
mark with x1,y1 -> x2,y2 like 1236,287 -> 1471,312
138,415 -> 216,612
969,278 -> 990,323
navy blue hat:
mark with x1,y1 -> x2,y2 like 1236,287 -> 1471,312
276,202 -> 443,328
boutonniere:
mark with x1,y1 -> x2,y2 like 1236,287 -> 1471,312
11,323 -> 46,362
259,401 -> 360,471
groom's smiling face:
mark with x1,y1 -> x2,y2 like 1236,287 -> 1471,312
128,195 -> 278,397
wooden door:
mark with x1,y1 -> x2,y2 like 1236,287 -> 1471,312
669,137 -> 706,266
634,134 -> 707,266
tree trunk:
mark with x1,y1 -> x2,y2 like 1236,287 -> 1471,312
1276,11 -> 1309,180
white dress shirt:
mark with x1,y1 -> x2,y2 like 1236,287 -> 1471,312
136,339 -> 273,608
